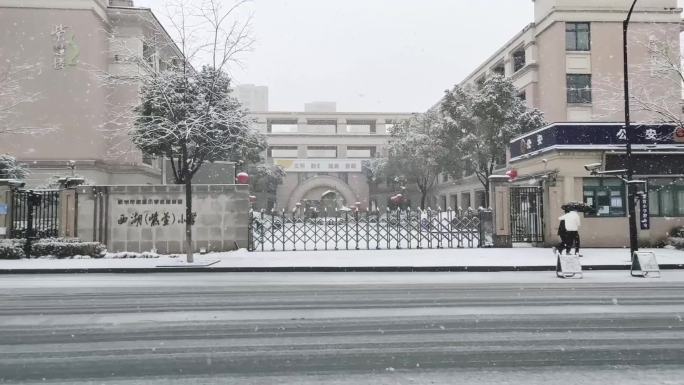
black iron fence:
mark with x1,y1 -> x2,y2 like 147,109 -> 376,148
249,208 -> 492,252
9,190 -> 60,240
510,186 -> 544,243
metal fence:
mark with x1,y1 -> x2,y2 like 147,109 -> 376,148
510,186 -> 544,243
9,190 -> 60,239
248,208 -> 491,252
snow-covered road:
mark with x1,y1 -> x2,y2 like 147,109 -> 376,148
2,272 -> 684,384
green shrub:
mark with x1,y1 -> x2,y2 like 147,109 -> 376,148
0,239 -> 25,259
31,238 -> 107,258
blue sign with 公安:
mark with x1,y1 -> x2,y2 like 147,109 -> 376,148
510,123 -> 681,160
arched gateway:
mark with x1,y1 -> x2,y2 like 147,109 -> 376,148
286,176 -> 358,211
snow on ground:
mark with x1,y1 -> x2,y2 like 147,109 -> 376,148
0,247 -> 682,270
4,271 -> 684,289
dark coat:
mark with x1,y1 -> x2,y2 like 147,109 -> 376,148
557,219 -> 567,236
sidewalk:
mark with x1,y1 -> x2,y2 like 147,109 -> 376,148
1,247 -> 683,273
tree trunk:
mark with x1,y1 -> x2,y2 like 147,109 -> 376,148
185,177 -> 194,263
420,191 -> 427,210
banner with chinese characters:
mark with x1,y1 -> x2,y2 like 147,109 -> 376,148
510,123 -> 681,160
639,182 -> 650,231
273,159 -> 363,173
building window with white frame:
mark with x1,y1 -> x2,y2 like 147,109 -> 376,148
269,146 -> 298,158
346,146 -> 376,158
267,119 -> 298,133
566,22 -> 590,51
567,74 -> 592,104
345,120 -> 376,134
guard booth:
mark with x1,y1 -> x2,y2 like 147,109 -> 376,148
508,122 -> 684,247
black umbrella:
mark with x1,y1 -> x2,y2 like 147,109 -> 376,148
561,201 -> 596,214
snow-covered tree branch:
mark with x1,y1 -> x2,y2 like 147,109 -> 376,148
440,75 -> 545,203
383,110 -> 446,209
0,64 -> 52,136
99,0 -> 262,262
0,154 -> 28,180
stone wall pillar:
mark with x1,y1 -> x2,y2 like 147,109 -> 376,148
489,175 -> 512,247
58,189 -> 78,238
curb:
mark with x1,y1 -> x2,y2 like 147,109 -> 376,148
1,264 -> 684,274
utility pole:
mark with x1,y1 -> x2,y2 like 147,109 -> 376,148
623,0 -> 640,267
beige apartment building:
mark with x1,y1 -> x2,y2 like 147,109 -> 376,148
0,0 -> 178,186
432,0 -> 684,247
251,106 -> 413,212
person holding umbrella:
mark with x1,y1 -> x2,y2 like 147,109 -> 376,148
554,203 -> 583,256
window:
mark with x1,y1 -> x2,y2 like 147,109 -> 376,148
345,120 -> 376,134
583,178 -> 626,217
307,146 -> 337,158
269,146 -> 298,158
450,194 -> 458,209
566,22 -> 590,51
512,48 -> 525,72
346,146 -> 375,158
441,195 -> 447,210
475,191 -> 486,209
461,192 -> 471,209
649,178 -> 684,217
518,90 -> 526,101
267,119 -> 298,133
492,62 -> 505,76
442,173 -> 448,183
567,74 -> 592,104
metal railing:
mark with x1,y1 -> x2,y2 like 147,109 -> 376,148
9,190 -> 60,239
510,186 -> 544,243
249,208 -> 490,252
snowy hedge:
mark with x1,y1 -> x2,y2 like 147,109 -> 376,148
0,239 -> 25,259
0,238 -> 106,259
31,238 -> 107,258
667,227 -> 684,250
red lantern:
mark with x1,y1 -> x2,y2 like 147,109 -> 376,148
390,195 -> 399,204
675,127 -> 684,143
249,195 -> 257,204
505,169 -> 518,181
236,172 -> 250,184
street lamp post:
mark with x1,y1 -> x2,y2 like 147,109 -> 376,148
623,0 -> 640,267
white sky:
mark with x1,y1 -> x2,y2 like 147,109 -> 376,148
135,0 -> 684,113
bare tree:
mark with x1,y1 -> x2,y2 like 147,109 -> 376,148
0,64 -> 49,136
101,0 -> 261,262
593,33 -> 683,127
